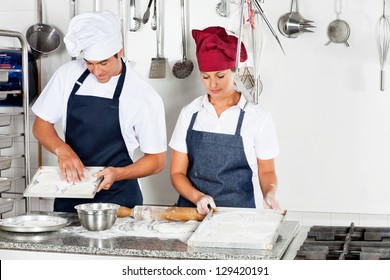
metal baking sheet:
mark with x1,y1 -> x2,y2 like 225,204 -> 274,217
187,207 -> 286,250
0,197 -> 14,214
24,166 -> 104,198
0,214 -> 67,233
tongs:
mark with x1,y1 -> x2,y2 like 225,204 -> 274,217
252,0 -> 285,55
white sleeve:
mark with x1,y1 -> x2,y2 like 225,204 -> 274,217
169,107 -> 191,154
255,113 -> 280,160
31,66 -> 67,124
134,95 -> 167,154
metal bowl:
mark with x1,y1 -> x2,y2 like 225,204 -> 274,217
74,203 -> 119,231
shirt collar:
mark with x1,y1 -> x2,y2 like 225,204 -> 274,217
201,93 -> 248,111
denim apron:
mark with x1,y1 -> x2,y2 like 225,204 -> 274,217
54,60 -> 142,212
177,109 -> 255,208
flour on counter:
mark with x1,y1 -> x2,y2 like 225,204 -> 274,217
61,217 -> 200,242
152,220 -> 200,234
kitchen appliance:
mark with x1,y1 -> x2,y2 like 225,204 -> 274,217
75,203 -> 119,231
295,223 -> 390,260
325,0 -> 350,47
216,0 -> 230,17
142,0 -> 153,24
26,0 -> 61,57
172,0 -> 194,79
149,0 -> 166,79
278,0 -> 315,39
0,48 -> 38,106
0,214 -> 67,232
129,0 -> 141,32
377,0 -> 390,91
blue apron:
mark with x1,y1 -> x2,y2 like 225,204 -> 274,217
177,109 -> 255,208
54,60 -> 142,212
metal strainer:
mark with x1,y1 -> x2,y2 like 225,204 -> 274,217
325,0 -> 350,47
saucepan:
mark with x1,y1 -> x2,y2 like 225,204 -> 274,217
26,0 -> 61,57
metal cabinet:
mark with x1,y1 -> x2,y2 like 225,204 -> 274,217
0,29 -> 32,216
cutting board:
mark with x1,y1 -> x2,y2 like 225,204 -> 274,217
24,166 -> 103,198
187,207 -> 286,250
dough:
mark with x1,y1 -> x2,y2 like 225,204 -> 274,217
37,170 -> 60,182
28,183 -> 58,194
22,220 -> 58,227
152,220 -> 200,234
64,183 -> 96,194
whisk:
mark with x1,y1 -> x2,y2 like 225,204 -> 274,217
377,0 -> 390,91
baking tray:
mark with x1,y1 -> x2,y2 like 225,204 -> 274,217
0,176 -> 23,193
187,207 -> 286,250
24,166 -> 104,199
0,133 -> 23,149
0,214 -> 67,232
0,197 -> 14,214
0,155 -> 23,171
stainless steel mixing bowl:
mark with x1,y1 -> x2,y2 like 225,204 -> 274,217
74,203 -> 120,231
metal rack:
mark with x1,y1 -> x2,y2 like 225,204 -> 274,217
0,29 -> 31,216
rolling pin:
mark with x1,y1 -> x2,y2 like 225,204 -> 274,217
117,205 -> 205,221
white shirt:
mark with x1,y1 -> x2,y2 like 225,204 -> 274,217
169,94 -> 279,175
32,59 -> 167,158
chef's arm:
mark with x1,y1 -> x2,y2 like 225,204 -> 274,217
32,117 -> 85,182
96,152 -> 166,191
170,150 -> 214,214
257,158 -> 280,209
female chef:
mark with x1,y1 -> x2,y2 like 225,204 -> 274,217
169,26 -> 280,214
32,11 -> 167,212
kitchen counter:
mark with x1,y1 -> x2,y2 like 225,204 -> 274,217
0,212 -> 300,260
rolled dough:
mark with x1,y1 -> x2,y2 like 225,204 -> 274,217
152,220 -> 200,234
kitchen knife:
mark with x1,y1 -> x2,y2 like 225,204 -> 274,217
117,205 -> 206,221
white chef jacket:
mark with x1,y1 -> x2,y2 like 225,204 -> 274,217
169,94 -> 279,176
32,59 -> 167,158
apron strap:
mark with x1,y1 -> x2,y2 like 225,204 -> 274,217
235,109 -> 245,135
70,69 -> 90,96
188,112 -> 199,130
113,59 -> 126,100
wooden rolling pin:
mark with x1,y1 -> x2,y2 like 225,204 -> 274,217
117,205 -> 205,221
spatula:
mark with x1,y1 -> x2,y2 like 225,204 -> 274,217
149,0 -> 166,78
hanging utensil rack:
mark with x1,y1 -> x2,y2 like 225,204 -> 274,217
0,29 -> 31,216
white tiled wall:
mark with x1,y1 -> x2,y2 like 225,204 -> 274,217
285,211 -> 390,227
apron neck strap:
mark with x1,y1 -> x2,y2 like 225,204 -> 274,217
234,109 -> 245,135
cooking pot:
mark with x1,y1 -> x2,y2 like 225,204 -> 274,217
26,0 -> 61,57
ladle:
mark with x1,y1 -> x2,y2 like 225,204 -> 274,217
172,0 -> 194,79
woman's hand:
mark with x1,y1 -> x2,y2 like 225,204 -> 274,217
196,195 -> 216,214
263,184 -> 281,209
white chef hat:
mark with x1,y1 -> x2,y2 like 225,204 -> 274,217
64,10 -> 122,60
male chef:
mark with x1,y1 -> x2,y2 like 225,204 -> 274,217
32,10 -> 167,212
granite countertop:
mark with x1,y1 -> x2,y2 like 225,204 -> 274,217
0,212 -> 300,260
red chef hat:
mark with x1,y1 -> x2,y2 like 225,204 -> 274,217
192,26 -> 247,72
